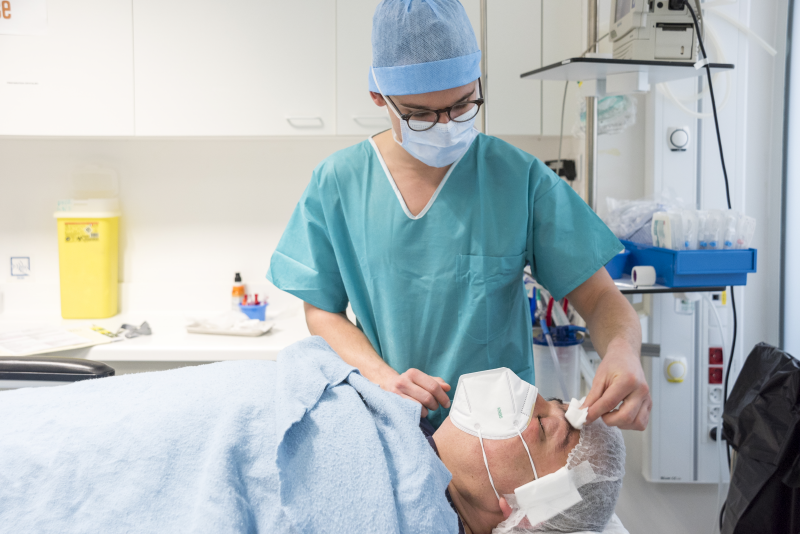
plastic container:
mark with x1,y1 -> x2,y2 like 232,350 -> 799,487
622,240 -> 757,287
54,166 -> 121,319
532,326 -> 586,401
604,249 -> 630,279
239,303 -> 268,321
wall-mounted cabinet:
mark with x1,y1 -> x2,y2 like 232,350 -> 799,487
486,0 -> 542,135
132,0 -> 336,136
0,0 -> 583,138
0,0 -> 135,136
336,0 -> 388,136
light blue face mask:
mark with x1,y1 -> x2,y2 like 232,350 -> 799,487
372,69 -> 479,168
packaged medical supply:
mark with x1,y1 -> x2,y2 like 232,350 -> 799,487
680,209 -> 699,250
576,95 -> 638,136
723,210 -> 739,249
54,166 -> 121,319
736,215 -> 756,249
651,211 -> 684,250
186,310 -> 272,337
566,397 -> 589,430
703,210 -> 725,250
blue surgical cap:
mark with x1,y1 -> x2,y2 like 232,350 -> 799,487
369,0 -> 481,96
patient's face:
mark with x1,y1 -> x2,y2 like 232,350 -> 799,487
435,394 -> 581,508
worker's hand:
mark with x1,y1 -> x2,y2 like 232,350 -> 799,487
583,346 -> 651,430
379,368 -> 451,417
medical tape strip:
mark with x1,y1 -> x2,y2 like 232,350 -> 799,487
694,58 -> 710,70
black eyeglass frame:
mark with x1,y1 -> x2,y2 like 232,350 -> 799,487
384,78 -> 484,132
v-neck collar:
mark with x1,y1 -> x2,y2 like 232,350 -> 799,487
368,135 -> 465,221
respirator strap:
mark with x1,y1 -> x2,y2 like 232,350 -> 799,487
477,427 -> 501,501
516,427 -> 538,480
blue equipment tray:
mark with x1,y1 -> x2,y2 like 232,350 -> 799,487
621,240 -> 757,288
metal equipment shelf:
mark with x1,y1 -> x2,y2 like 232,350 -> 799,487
521,57 -> 735,83
614,274 -> 725,295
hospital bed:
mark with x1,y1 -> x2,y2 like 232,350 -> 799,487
0,356 -> 115,390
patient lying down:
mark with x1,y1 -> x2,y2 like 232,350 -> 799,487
428,389 -> 625,534
0,338 -> 624,534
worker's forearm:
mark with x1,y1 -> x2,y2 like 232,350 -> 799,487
583,289 -> 641,359
303,302 -> 398,385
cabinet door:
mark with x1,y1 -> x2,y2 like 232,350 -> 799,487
337,0 -> 483,136
542,0 -> 584,136
133,0 -> 336,136
486,0 -> 541,136
336,0 -> 389,136
0,0 -> 134,135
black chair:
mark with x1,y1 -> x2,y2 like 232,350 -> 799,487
0,356 -> 115,390
722,343 -> 800,534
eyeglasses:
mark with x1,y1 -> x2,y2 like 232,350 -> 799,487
384,78 -> 484,132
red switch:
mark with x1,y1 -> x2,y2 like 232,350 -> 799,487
709,367 -> 723,384
709,347 -> 724,365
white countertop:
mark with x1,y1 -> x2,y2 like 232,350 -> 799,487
0,302 -> 311,363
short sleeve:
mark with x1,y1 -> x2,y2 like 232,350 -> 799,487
267,172 -> 349,313
526,161 -> 622,301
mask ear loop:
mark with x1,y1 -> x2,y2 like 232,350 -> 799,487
477,426 -> 501,501
515,427 -> 538,480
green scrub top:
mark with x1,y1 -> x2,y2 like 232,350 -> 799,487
268,133 -> 621,427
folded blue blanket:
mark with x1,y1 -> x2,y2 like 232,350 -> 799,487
0,336 -> 457,534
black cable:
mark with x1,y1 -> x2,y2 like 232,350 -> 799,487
685,2 -> 733,211
725,289 -> 737,466
685,0 -> 739,528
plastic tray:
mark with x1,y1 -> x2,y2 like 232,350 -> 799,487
604,250 -> 630,279
621,240 -> 757,288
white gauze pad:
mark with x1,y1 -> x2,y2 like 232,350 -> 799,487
565,397 -> 588,429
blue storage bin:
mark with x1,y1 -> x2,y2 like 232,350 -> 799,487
621,240 -> 757,287
239,303 -> 268,321
604,249 -> 630,279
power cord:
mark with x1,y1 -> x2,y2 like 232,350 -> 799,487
684,1 -> 739,530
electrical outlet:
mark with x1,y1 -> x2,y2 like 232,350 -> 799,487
708,386 -> 724,404
709,347 -> 723,365
709,367 -> 723,384
708,406 -> 722,424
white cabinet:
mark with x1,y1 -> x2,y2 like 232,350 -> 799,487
541,0 -> 584,136
336,0 -> 483,137
133,0 -> 336,136
0,0 -> 135,136
486,0 -> 542,136
336,0 -> 389,136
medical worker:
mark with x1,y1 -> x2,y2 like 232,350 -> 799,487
268,0 -> 651,429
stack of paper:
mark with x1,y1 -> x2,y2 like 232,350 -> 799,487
0,325 -> 113,357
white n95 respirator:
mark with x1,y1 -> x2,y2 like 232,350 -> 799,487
449,368 -> 539,500
450,368 -> 538,441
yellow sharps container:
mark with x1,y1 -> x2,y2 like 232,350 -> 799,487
55,197 -> 120,319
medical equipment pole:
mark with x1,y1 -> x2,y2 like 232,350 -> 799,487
585,0 -> 599,211
480,0 -> 488,134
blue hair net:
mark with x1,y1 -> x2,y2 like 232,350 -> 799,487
369,0 -> 481,96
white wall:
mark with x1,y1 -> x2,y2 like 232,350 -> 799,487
784,1 -> 800,357
0,134 -> 579,316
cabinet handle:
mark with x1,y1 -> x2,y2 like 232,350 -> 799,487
286,117 -> 324,128
353,116 -> 391,127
